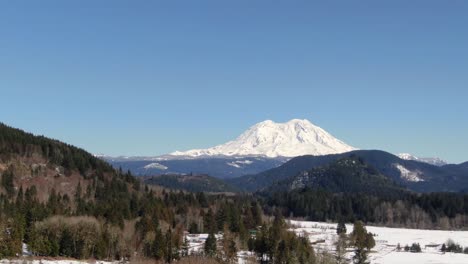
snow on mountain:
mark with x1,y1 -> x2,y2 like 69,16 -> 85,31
227,159 -> 254,168
393,163 -> 424,182
171,119 -> 356,158
397,153 -> 447,166
143,162 -> 168,170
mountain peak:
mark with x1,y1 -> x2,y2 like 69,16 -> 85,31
171,119 -> 356,158
287,118 -> 310,124
397,153 -> 448,166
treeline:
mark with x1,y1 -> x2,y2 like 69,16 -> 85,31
0,122 -> 269,261
0,169 -> 267,261
144,174 -> 237,193
0,169 -> 141,258
265,187 -> 468,229
200,211 -> 333,264
248,212 -> 315,263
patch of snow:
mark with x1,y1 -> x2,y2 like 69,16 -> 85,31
227,162 -> 241,168
393,164 -> 424,182
236,160 -> 253,165
0,260 -> 119,264
143,162 -> 168,170
397,153 -> 448,166
172,119 -> 356,158
226,160 -> 254,168
185,233 -> 223,255
22,243 -> 32,257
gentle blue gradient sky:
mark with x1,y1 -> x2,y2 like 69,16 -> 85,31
1,1 -> 467,163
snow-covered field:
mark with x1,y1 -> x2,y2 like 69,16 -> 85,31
6,222 -> 468,264
185,233 -> 254,264
0,243 -> 121,264
0,261 -> 118,264
289,220 -> 468,264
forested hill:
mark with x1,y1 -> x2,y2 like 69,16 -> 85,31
264,156 -> 408,197
144,174 -> 239,193
0,123 -> 266,262
259,156 -> 468,230
0,123 -> 113,174
230,150 -> 468,193
0,122 -> 138,202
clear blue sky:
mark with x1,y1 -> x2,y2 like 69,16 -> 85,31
1,1 -> 467,163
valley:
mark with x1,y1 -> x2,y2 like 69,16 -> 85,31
1,121 -> 468,264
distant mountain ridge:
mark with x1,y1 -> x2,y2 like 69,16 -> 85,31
397,153 -> 448,166
229,150 -> 468,193
264,156 -> 408,197
107,156 -> 285,178
143,174 -> 238,193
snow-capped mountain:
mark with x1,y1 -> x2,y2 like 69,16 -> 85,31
397,153 -> 447,166
171,119 -> 356,158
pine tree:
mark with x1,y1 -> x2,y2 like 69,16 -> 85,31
337,220 -> 347,235
351,221 -> 375,264
204,209 -> 215,233
165,229 -> 173,263
189,221 -> 199,234
275,240 -> 290,264
204,231 -> 217,257
153,229 -> 165,260
1,169 -> 15,198
216,208 -> 227,231
59,228 -> 74,257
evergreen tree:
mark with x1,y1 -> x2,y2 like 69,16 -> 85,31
275,239 -> 290,263
1,169 -> 15,198
165,229 -> 173,263
248,237 -> 255,252
410,243 -> 421,253
216,207 -> 227,231
189,221 -> 199,234
351,221 -> 375,264
204,209 -> 216,233
204,231 -> 217,257
337,220 -> 347,235
59,228 -> 74,257
152,229 -> 165,260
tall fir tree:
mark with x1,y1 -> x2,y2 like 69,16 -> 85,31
204,231 -> 217,257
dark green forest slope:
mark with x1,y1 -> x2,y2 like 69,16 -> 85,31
0,123 -> 263,261
230,150 -> 468,193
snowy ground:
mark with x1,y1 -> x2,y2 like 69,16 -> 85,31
1,243 -> 120,264
185,233 -> 253,263
185,233 -> 223,254
7,222 -> 468,264
0,261 -> 118,264
289,220 -> 468,264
